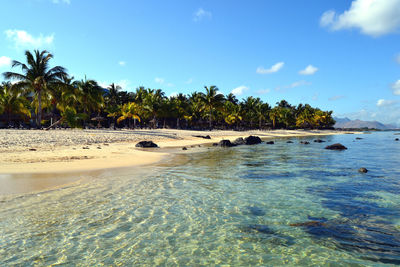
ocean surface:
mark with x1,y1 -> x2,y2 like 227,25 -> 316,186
1,132 -> 400,266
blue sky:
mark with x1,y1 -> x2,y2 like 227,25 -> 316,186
1,0 -> 400,125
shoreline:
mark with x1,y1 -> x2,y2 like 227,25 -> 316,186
0,129 -> 357,196
0,128 -> 357,175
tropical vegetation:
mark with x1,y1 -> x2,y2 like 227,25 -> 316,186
0,50 -> 335,130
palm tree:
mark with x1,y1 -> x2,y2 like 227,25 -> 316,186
202,86 -> 225,129
171,93 -> 188,129
223,101 -> 242,129
117,102 -> 141,128
254,100 -> 271,129
142,88 -> 165,128
3,50 -> 67,128
74,77 -> 104,127
105,83 -> 122,129
269,107 -> 280,129
0,82 -> 30,126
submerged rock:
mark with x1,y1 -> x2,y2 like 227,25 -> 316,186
325,143 -> 347,150
313,139 -> 325,143
355,137 -> 363,140
286,140 -> 294,143
218,139 -> 236,147
300,141 -> 310,145
246,206 -> 266,216
232,137 -> 245,146
290,221 -> 326,227
266,141 -> 274,145
135,141 -> 158,148
244,136 -> 262,145
396,138 -> 399,141
358,167 -> 368,173
182,147 -> 188,150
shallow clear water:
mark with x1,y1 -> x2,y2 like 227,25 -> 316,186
1,132 -> 400,266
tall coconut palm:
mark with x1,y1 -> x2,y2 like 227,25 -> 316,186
74,77 -> 104,127
3,50 -> 67,128
117,102 -> 141,128
202,86 -> 225,129
269,107 -> 280,129
0,82 -> 30,126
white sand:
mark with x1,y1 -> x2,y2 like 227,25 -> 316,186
0,128 -> 354,174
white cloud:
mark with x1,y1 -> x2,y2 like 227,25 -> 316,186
52,0 -> 70,4
155,77 -> 164,84
256,62 -> 284,74
0,56 -> 11,68
320,0 -> 400,37
5,29 -> 54,49
231,85 -> 249,96
185,78 -> 193,84
118,61 -> 126,66
299,65 -> 319,75
377,99 -> 397,107
193,8 -> 212,22
396,54 -> 400,64
392,80 -> 400,95
256,89 -> 271,95
329,95 -> 345,101
169,92 -> 178,98
98,79 -> 130,90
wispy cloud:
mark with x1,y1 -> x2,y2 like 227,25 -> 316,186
52,0 -> 70,4
256,89 -> 271,95
320,0 -> 400,37
299,65 -> 318,75
329,95 -> 345,101
231,85 -> 249,96
5,29 -> 54,49
396,54 -> 400,64
185,78 -> 193,84
0,56 -> 11,68
275,80 -> 311,92
193,8 -> 212,22
155,77 -> 165,84
392,80 -> 400,95
118,61 -> 126,66
256,62 -> 284,74
377,99 -> 397,107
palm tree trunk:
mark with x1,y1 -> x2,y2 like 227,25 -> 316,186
177,118 -> 180,129
37,90 -> 42,129
209,109 -> 212,129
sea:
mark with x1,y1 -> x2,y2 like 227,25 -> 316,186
1,131 -> 400,266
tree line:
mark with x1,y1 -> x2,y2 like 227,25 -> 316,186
0,50 -> 335,130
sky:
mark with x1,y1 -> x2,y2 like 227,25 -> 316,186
1,0 -> 400,125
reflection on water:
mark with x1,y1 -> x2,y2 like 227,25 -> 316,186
1,132 -> 400,265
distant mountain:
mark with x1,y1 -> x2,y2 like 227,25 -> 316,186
334,117 -> 398,130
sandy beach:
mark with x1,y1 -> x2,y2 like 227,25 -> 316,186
0,128 -> 353,175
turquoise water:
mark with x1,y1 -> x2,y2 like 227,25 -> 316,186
1,132 -> 400,266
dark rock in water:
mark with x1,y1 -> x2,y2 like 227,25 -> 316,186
247,206 -> 266,216
82,146 -> 89,149
135,141 -> 158,148
247,224 -> 275,235
244,135 -> 262,145
266,141 -> 274,145
325,143 -> 347,150
29,148 -> 37,151
182,147 -> 188,150
300,141 -> 310,144
396,138 -> 399,141
286,140 -> 294,143
358,167 -> 368,173
290,221 -> 326,227
193,135 -> 211,139
355,137 -> 363,140
232,137 -> 245,146
313,139 -> 325,143
218,139 -> 236,147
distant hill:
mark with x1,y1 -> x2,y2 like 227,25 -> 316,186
334,117 -> 398,130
